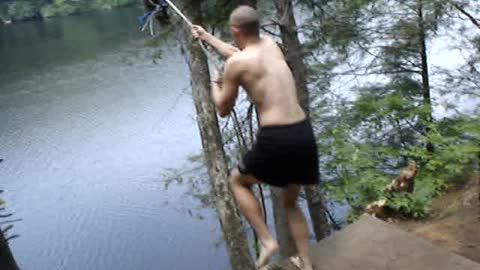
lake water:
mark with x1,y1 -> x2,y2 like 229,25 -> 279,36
0,5 -> 231,270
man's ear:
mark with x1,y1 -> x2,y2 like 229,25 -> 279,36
231,26 -> 242,35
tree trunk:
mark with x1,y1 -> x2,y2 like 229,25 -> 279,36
417,0 -> 435,153
180,1 -> 255,269
274,0 -> 330,242
417,0 -> 434,149
0,230 -> 18,270
270,187 -> 297,258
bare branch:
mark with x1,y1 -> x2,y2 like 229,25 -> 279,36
451,2 -> 480,30
5,234 -> 19,242
260,26 -> 281,37
0,219 -> 22,225
2,224 -> 14,234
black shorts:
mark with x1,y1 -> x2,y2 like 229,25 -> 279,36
238,118 -> 319,188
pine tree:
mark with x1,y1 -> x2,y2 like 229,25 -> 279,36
0,230 -> 18,270
302,0 -> 480,219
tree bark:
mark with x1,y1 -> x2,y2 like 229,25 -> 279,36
270,187 -> 297,257
274,0 -> 330,242
180,1 -> 255,269
0,230 -> 18,270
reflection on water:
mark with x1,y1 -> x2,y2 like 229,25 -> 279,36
0,6 -> 230,270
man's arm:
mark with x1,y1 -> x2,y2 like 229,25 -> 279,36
211,58 -> 241,117
192,25 -> 239,59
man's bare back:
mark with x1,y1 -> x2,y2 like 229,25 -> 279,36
226,36 -> 306,126
191,6 -> 317,269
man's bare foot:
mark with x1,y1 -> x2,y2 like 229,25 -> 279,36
255,240 -> 279,269
290,256 -> 313,270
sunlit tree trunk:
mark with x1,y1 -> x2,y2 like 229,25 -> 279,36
180,1 -> 255,269
270,187 -> 297,257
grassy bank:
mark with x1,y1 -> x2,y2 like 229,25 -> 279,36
0,0 -> 136,23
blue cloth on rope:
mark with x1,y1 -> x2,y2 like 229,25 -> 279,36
137,0 -> 169,25
137,10 -> 154,25
158,0 -> 168,7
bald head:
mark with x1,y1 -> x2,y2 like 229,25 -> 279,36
230,5 -> 260,37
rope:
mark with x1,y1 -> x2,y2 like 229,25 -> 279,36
164,0 -> 192,26
164,0 -> 222,71
141,4 -> 164,36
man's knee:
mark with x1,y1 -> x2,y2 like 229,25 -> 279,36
229,168 -> 242,186
283,185 -> 300,209
283,197 -> 298,209
229,168 -> 257,187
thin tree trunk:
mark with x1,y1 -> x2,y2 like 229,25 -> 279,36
417,0 -> 435,153
270,187 -> 297,257
180,1 -> 255,269
274,0 -> 330,242
0,230 -> 18,270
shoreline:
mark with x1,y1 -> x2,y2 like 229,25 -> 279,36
0,2 -> 137,26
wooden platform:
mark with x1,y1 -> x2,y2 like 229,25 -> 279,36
280,215 -> 480,270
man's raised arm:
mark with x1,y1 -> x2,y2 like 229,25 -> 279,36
210,58 -> 241,117
191,25 -> 239,59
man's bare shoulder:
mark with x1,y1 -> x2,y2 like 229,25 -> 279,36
260,35 -> 276,44
232,49 -> 257,60
227,52 -> 255,70
259,35 -> 285,59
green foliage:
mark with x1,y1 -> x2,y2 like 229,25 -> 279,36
319,17 -> 359,51
92,0 -> 133,10
41,0 -> 81,18
406,116 -> 480,177
322,106 -> 480,221
474,35 -> 480,51
386,192 -> 430,219
321,125 -> 390,211
301,0 -> 480,223
0,0 -> 42,21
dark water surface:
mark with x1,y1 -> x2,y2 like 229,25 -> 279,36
0,6 -> 230,270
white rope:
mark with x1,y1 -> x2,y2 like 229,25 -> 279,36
164,0 -> 193,26
164,0 -> 222,71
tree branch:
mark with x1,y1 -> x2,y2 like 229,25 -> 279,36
0,219 -> 22,225
451,2 -> 480,30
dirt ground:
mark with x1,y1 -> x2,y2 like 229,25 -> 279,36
392,176 -> 480,263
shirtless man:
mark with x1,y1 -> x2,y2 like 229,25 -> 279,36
192,6 -> 318,270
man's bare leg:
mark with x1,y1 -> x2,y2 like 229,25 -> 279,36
283,185 -> 313,270
229,168 -> 279,268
